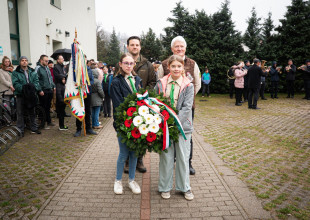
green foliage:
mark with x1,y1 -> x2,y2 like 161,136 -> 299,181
140,28 -> 163,62
105,28 -> 121,65
114,88 -> 180,157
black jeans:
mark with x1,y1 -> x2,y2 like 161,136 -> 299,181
16,97 -> 37,132
248,88 -> 260,108
260,82 -> 266,98
39,89 -> 53,124
305,80 -> 310,99
243,86 -> 248,101
287,80 -> 294,97
56,101 -> 66,128
202,84 -> 210,96
270,81 -> 279,98
76,94 -> 92,131
235,88 -> 243,104
229,81 -> 235,98
103,91 -> 111,116
189,109 -> 194,165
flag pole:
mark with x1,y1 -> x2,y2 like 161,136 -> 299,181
75,28 -> 86,136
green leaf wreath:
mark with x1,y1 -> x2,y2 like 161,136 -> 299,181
114,88 -> 180,156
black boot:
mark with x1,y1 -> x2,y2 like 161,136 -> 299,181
189,162 -> 195,175
136,156 -> 147,173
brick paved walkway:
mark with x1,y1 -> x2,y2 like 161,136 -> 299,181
35,118 -> 270,219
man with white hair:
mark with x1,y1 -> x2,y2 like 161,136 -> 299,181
158,36 -> 201,175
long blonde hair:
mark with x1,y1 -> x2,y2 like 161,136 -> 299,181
1,56 -> 13,70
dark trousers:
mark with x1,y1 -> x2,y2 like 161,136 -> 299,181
248,88 -> 260,108
189,109 -> 194,165
287,80 -> 294,97
76,94 -> 92,131
260,82 -> 266,98
103,91 -> 111,116
56,101 -> 66,128
202,84 -> 210,96
16,97 -> 37,132
270,81 -> 279,98
39,90 -> 53,124
305,80 -> 310,99
235,88 -> 243,104
243,86 -> 248,101
229,82 -> 235,98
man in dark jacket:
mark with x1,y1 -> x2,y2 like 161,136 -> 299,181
269,61 -> 281,99
117,36 -> 157,173
11,56 -> 41,135
285,59 -> 296,98
102,65 -> 112,117
36,55 -> 56,129
243,60 -> 251,101
248,59 -> 267,109
301,59 -> 310,100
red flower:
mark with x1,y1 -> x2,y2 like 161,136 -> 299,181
146,132 -> 157,142
137,100 -> 145,106
131,127 -> 141,139
159,122 -> 164,129
124,119 -> 132,128
127,107 -> 137,116
161,110 -> 170,120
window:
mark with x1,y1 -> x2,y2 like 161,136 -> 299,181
7,0 -> 20,65
50,0 -> 61,9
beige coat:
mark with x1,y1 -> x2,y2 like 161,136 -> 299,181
0,69 -> 13,95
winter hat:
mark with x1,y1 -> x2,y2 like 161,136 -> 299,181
272,61 -> 277,65
305,59 -> 310,64
19,56 -> 28,63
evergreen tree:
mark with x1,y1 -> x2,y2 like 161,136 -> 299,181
261,12 -> 278,62
210,0 -> 244,93
243,7 -> 262,59
276,0 -> 310,92
96,24 -> 108,62
105,28 -> 120,65
140,28 -> 163,62
162,1 -> 193,57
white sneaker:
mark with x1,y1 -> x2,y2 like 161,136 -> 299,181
114,180 -> 123,194
161,191 -> 171,199
184,190 -> 194,201
128,180 -> 141,194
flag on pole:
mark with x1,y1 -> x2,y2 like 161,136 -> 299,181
64,32 -> 90,121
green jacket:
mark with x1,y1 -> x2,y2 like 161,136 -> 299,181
12,65 -> 41,96
35,63 -> 55,91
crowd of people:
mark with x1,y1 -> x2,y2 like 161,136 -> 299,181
1,34 -> 309,201
228,59 -> 310,109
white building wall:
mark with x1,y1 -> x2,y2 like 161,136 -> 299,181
0,1 -> 11,62
0,0 -> 96,66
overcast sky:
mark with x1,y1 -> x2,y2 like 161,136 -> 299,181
95,0 -> 292,37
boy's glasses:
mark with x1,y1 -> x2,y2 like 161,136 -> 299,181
122,62 -> 135,66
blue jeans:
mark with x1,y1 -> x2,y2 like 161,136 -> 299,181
116,136 -> 137,181
91,106 -> 101,127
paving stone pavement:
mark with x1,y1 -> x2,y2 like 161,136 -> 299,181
35,118 -> 270,220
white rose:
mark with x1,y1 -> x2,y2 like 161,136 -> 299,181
153,114 -> 162,124
133,116 -> 143,126
148,123 -> 159,133
139,124 -> 149,135
144,114 -> 155,125
138,106 -> 149,116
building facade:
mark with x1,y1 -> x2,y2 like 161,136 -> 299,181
0,0 -> 97,66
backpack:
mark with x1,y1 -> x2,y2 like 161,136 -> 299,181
22,83 -> 38,109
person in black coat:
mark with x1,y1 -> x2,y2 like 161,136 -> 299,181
56,77 -> 68,130
285,59 -> 296,98
301,59 -> 310,100
248,59 -> 268,109
110,53 -> 143,195
102,65 -> 112,117
243,60 -> 251,101
269,61 -> 281,99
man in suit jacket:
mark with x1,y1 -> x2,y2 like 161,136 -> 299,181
248,59 -> 269,109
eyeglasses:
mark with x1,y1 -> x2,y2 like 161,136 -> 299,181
122,62 -> 135,66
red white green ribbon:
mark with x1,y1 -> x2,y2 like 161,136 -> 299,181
137,91 -> 186,150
